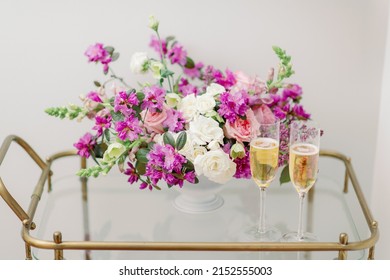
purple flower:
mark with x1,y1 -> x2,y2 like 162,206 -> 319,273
86,91 -> 103,103
273,107 -> 287,120
292,104 -> 311,119
140,182 -> 153,191
114,91 -> 139,116
163,109 -> 186,132
184,62 -> 204,79
92,115 -> 112,137
218,90 -> 250,123
184,171 -> 196,184
149,35 -> 167,57
214,69 -> 236,89
142,85 -> 166,112
282,84 -> 302,101
124,162 -> 139,184
115,116 -> 142,141
73,133 -> 96,158
167,44 -> 187,66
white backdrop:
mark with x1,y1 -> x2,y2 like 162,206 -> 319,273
0,0 -> 388,259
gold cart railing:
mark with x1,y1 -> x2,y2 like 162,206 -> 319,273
0,135 -> 379,260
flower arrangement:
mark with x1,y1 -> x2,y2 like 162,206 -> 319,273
46,16 -> 311,190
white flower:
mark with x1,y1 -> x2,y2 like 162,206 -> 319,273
178,94 -> 198,121
148,15 -> 159,31
130,52 -> 149,74
165,92 -> 181,108
230,142 -> 246,159
194,149 -> 237,184
102,143 -> 126,163
189,115 -> 224,147
196,94 -> 216,115
150,60 -> 164,79
205,83 -> 226,96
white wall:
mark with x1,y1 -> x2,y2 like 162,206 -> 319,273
0,0 -> 388,259
372,1 -> 390,260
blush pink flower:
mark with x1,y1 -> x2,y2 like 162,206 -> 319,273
142,105 -> 168,134
253,104 -> 276,124
224,108 -> 260,143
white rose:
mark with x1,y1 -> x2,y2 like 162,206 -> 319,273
165,92 -> 181,108
189,115 -> 224,147
194,149 -> 236,184
178,94 -> 198,121
150,60 -> 164,79
206,83 -> 226,96
130,52 -> 149,74
102,143 -> 126,163
196,94 -> 216,115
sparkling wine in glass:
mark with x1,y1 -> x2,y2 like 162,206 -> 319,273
282,120 -> 320,242
242,120 -> 281,242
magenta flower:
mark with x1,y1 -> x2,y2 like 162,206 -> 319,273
115,116 -> 142,141
218,90 -> 250,123
86,91 -> 103,103
162,109 -> 186,133
142,85 -> 166,112
145,144 -> 190,188
178,78 -> 199,96
167,44 -> 187,66
149,35 -> 167,57
114,91 -> 139,116
124,162 -> 139,184
84,43 -> 112,73
73,133 -> 96,158
184,62 -> 204,79
233,152 -> 251,179
282,84 -> 302,101
292,104 -> 311,119
92,115 -> 112,137
213,69 -> 236,89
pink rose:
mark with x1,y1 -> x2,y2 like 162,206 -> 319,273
253,104 -> 276,124
142,105 -> 168,134
224,109 -> 260,143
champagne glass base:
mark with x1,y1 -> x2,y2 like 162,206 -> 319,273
280,232 -> 318,242
239,225 -> 282,242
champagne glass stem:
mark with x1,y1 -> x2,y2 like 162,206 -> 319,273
258,187 -> 266,233
297,192 -> 306,240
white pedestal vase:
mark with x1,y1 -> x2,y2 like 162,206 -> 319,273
173,177 -> 224,213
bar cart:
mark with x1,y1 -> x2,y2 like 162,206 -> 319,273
0,135 -> 379,260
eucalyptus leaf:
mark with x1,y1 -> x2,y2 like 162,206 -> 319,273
111,52 -> 120,62
163,132 -> 175,148
176,131 -> 187,151
135,148 -> 150,164
104,46 -> 115,55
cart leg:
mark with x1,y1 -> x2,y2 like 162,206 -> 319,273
81,157 -> 91,260
338,233 -> 348,260
53,231 -> 64,260
343,158 -> 351,193
25,243 -> 32,260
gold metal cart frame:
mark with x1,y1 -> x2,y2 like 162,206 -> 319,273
0,135 -> 379,260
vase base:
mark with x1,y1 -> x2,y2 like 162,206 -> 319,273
173,194 -> 224,214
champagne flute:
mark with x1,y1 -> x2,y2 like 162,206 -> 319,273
282,120 -> 320,242
242,120 -> 281,241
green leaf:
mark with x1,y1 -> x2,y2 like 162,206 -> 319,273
93,143 -> 108,158
104,129 -> 111,142
279,164 -> 291,185
111,52 -> 120,62
163,132 -> 175,148
176,131 -> 187,151
135,161 -> 146,175
183,160 -> 195,171
136,91 -> 145,102
94,81 -> 101,87
165,36 -> 175,43
104,46 -> 115,55
135,148 -> 150,164
184,57 -> 195,69
111,111 -> 124,121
